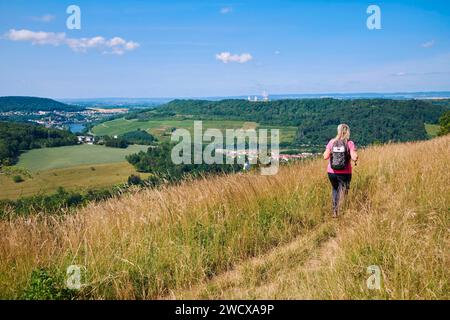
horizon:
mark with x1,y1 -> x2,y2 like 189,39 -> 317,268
1,0 -> 450,98
3,90 -> 450,101
59,90 -> 450,100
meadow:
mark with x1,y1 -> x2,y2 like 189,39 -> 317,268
92,118 -> 298,145
0,162 -> 149,200
15,144 -> 149,171
0,135 -> 448,299
0,144 -> 150,199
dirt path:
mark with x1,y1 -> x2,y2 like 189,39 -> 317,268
166,216 -> 348,299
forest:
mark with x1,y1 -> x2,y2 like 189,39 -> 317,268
126,143 -> 242,181
128,98 -> 450,146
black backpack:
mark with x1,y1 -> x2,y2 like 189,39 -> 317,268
330,139 -> 350,170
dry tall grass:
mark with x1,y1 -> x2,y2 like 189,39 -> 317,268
0,136 -> 449,299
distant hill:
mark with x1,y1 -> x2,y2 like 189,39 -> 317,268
139,98 -> 450,146
0,96 -> 84,112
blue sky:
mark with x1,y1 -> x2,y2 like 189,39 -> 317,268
0,0 -> 449,98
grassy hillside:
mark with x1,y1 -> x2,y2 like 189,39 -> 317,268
92,118 -> 256,137
0,162 -> 149,200
0,136 -> 448,299
15,144 -> 149,171
92,118 -> 297,145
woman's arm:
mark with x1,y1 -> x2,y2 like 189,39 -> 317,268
349,141 -> 358,162
350,149 -> 358,162
324,140 -> 333,160
323,148 -> 331,160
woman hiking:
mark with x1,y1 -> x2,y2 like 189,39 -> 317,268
323,124 -> 358,217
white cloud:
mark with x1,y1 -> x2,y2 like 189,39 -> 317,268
3,29 -> 139,55
124,41 -> 140,50
5,29 -> 65,45
421,40 -> 435,48
31,14 -> 55,23
108,37 -> 126,47
216,52 -> 253,64
220,7 -> 233,14
66,36 -> 106,52
391,70 -> 450,77
274,50 -> 281,55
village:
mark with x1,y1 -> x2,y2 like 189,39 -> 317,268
0,107 -> 128,132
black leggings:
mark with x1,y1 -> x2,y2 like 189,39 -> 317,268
328,173 -> 352,212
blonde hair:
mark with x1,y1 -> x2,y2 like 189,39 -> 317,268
335,124 -> 350,141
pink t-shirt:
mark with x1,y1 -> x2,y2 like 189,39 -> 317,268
326,139 -> 356,174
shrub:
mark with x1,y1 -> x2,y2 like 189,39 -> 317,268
128,174 -> 142,186
12,175 -> 24,183
21,268 -> 76,300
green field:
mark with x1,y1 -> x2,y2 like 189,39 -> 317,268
4,119 -> 296,200
1,144 -> 151,199
92,118 -> 297,144
15,144 -> 149,172
0,162 -> 150,200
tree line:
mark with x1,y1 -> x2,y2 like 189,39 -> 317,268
126,143 -> 242,182
0,122 -> 78,165
127,98 -> 450,146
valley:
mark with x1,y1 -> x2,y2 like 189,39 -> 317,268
2,96 -> 449,203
